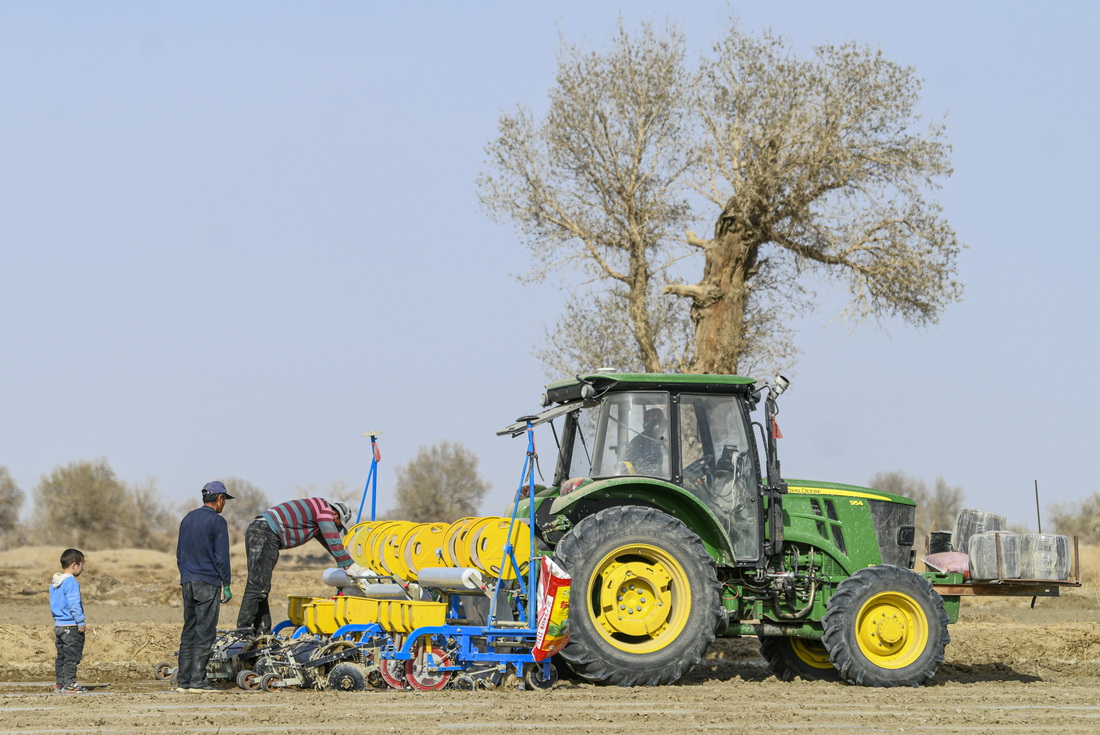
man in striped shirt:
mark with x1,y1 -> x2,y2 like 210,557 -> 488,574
236,497 -> 360,634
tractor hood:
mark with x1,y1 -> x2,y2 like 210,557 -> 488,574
783,479 -> 916,506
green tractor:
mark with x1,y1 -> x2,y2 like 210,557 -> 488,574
499,371 -> 959,688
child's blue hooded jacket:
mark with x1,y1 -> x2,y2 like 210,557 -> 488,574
50,573 -> 85,626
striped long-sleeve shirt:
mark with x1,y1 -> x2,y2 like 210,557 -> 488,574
260,498 -> 352,568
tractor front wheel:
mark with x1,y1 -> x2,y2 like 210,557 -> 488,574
822,565 -> 949,687
553,506 -> 721,686
759,636 -> 840,682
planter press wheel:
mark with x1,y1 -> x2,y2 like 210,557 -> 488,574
822,565 -> 950,687
237,635 -> 277,676
379,657 -> 409,690
259,672 -> 283,693
452,674 -> 476,690
553,506 -> 722,686
153,662 -> 173,681
311,638 -> 358,675
328,662 -> 369,692
523,662 -> 558,691
236,669 -> 261,690
758,636 -> 840,682
405,637 -> 453,691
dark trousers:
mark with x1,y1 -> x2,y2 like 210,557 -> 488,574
178,581 -> 221,688
54,626 -> 84,686
236,518 -> 281,634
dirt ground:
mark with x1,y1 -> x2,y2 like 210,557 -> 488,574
3,544 -> 1099,734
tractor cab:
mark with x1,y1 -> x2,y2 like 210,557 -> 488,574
503,372 -> 784,566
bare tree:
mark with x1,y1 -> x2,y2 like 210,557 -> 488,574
870,471 -> 965,544
535,284 -> 692,378
389,441 -> 490,523
479,21 -> 697,373
481,19 -> 962,376
0,467 -> 24,549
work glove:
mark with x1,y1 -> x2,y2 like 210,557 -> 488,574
221,585 -> 232,603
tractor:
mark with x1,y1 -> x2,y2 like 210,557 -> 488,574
498,371 -> 959,688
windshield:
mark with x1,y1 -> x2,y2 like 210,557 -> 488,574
564,391 -> 671,481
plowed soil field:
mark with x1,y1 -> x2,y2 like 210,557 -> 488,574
3,545 -> 1099,734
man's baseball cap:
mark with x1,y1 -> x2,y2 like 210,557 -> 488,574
202,480 -> 235,499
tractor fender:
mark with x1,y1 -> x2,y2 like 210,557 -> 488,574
549,477 -> 735,564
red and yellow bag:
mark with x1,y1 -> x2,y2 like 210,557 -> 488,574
532,555 -> 571,662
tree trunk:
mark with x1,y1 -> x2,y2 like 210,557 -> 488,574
627,244 -> 662,372
688,231 -> 756,375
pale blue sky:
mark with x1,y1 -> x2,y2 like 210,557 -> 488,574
2,2 -> 1097,529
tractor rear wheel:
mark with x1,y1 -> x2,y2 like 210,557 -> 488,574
553,506 -> 721,686
759,636 -> 840,682
822,565 -> 949,687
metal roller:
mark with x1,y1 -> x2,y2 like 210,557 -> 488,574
417,566 -> 488,595
357,583 -> 411,599
321,567 -> 358,589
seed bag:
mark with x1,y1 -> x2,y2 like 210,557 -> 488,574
533,555 -> 571,662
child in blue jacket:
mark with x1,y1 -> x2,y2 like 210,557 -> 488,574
49,548 -> 87,693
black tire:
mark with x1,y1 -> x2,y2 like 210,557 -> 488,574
759,636 -> 840,682
822,565 -> 950,687
328,662 -> 368,692
553,506 -> 721,686
153,662 -> 173,681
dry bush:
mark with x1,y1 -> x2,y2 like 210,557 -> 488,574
0,467 -> 25,550
31,459 -> 177,551
1048,492 -> 1100,545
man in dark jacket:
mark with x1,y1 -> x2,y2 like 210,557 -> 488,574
175,480 -> 233,692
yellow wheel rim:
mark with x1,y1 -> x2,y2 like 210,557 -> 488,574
790,638 -> 833,670
378,521 -> 417,577
588,543 -> 689,654
345,521 -> 384,568
364,521 -> 400,574
854,591 -> 929,669
442,517 -> 479,567
401,522 -> 447,581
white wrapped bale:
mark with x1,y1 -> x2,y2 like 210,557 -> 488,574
968,531 -> 1020,580
955,508 -> 1007,557
1018,533 -> 1071,580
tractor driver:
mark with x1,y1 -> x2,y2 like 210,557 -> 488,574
623,407 -> 668,476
